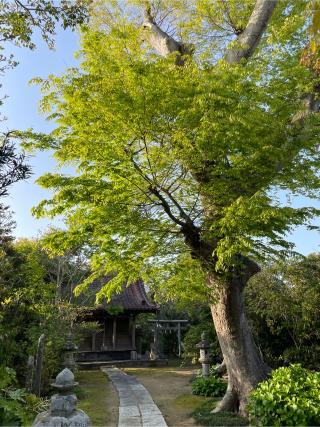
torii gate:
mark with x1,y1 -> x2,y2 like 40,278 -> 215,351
148,319 -> 189,357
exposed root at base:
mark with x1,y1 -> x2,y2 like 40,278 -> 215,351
214,360 -> 227,377
211,390 -> 238,413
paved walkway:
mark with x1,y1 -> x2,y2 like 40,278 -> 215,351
102,367 -> 168,427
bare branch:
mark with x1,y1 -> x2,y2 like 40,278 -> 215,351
226,0 -> 278,63
162,187 -> 192,224
149,185 -> 186,227
143,6 -> 192,64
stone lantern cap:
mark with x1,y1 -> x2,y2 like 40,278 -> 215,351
196,331 -> 210,349
63,332 -> 78,352
51,368 -> 78,391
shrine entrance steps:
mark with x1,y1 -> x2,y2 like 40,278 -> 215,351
77,359 -> 168,370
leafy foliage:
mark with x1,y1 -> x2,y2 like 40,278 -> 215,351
21,1 -> 320,300
0,0 -> 89,49
0,366 -> 44,426
0,134 -> 31,240
248,364 -> 320,426
0,134 -> 30,198
0,237 -> 95,391
246,254 -> 320,369
182,321 -> 221,364
192,375 -> 226,398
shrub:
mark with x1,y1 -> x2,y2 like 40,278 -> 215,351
248,364 -> 320,426
192,375 -> 227,397
0,366 -> 45,426
282,346 -> 320,371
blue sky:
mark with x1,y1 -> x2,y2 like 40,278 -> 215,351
1,28 -> 79,238
1,27 -> 320,255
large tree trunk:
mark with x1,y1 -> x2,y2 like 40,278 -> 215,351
208,273 -> 270,416
142,2 -> 278,415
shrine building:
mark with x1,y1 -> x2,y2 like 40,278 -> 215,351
75,279 -> 158,363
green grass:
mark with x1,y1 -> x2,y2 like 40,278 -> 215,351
191,399 -> 249,427
174,393 -> 209,408
76,370 -> 115,426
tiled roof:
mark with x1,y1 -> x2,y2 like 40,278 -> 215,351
76,278 -> 158,313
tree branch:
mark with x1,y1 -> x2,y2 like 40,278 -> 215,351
161,187 -> 192,224
226,0 -> 278,63
143,6 -> 192,64
149,185 -> 186,227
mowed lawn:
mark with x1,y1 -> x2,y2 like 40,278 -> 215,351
77,370 -> 118,427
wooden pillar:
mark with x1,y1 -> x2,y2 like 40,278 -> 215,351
102,318 -> 106,350
178,322 -> 182,358
91,332 -> 96,351
154,321 -> 159,354
33,334 -> 45,397
112,317 -> 117,350
130,316 -> 136,350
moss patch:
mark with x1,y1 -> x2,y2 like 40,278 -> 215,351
192,400 -> 249,427
124,366 -> 195,379
174,393 -> 210,410
77,370 -> 118,427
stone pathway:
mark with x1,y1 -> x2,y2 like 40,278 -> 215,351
102,367 -> 168,427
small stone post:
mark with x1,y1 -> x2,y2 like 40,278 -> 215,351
33,334 -> 45,396
63,331 -> 77,371
33,368 -> 91,427
196,332 -> 211,378
150,321 -> 159,360
25,355 -> 34,393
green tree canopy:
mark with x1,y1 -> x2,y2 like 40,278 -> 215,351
26,0 -> 320,299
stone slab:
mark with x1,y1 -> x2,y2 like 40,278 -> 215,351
102,367 -> 168,427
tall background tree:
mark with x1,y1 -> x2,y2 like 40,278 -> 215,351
246,254 -> 320,371
0,132 -> 31,239
0,237 -> 94,389
24,0 -> 320,414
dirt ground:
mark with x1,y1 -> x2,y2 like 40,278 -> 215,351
124,366 -> 209,427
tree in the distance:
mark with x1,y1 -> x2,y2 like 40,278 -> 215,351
0,132 -> 31,239
246,254 -> 320,370
0,0 -> 90,68
24,0 -> 320,414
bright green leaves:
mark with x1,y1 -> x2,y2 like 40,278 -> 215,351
25,1 -> 320,295
248,365 -> 320,426
213,193 -> 319,269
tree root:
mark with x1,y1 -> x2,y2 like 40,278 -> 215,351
214,360 -> 227,377
211,389 -> 238,413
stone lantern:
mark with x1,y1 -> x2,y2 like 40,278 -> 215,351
196,331 -> 211,378
33,368 -> 91,427
63,331 -> 77,371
